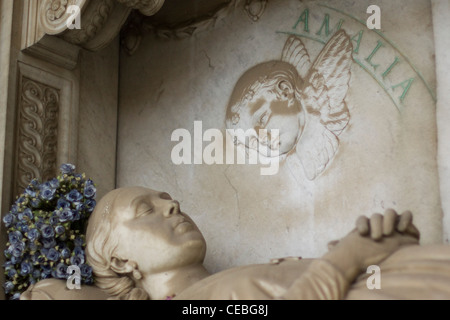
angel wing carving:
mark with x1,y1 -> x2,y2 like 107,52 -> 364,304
282,30 -> 353,180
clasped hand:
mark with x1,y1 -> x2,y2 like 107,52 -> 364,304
325,209 -> 420,281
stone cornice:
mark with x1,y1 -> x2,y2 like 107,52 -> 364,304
21,0 -> 165,68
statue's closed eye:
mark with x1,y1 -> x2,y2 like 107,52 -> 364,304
136,203 -> 154,216
160,192 -> 172,200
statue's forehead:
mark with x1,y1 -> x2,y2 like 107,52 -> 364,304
112,187 -> 162,212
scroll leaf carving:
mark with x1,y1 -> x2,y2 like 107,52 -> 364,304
141,0 -> 245,40
116,0 -> 165,16
40,0 -> 87,35
61,0 -> 115,45
16,78 -> 60,194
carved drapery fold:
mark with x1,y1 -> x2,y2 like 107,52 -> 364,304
15,78 -> 60,195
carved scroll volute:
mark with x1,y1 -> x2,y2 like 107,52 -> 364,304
39,0 -> 89,35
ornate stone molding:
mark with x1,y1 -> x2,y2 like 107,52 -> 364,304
16,77 -> 60,195
139,0 -> 242,40
134,0 -> 267,41
244,0 -> 267,22
14,61 -> 80,195
22,0 -> 165,57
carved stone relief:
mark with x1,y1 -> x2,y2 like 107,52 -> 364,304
13,61 -> 79,196
226,30 -> 352,180
15,77 -> 60,195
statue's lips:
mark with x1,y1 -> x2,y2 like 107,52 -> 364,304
174,218 -> 193,231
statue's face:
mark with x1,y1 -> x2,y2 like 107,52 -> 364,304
111,187 -> 206,275
244,84 -> 302,156
227,62 -> 305,158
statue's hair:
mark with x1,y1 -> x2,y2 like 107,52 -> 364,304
85,188 -> 149,300
225,60 -> 303,129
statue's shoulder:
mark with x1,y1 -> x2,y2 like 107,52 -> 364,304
21,278 -> 110,300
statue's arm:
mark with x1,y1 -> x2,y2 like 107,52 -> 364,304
280,209 -> 420,299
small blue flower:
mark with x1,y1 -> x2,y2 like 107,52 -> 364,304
72,210 -> 81,221
24,185 -> 37,198
30,197 -> 42,208
9,205 -> 19,215
10,256 -> 21,264
32,268 -> 41,279
49,214 -> 59,226
70,254 -> 84,266
35,218 -> 44,230
30,178 -> 40,188
56,198 -> 70,210
10,241 -> 25,258
60,163 -> 76,174
55,225 -> 65,235
40,224 -> 55,239
83,183 -> 96,199
28,241 -> 38,252
85,199 -> 96,213
4,249 -> 12,259
46,248 -> 60,261
39,185 -> 56,201
15,196 -> 26,206
22,208 -> 33,220
26,228 -> 40,242
49,178 -> 60,189
73,245 -> 84,256
80,264 -> 92,277
2,213 -> 15,228
74,201 -> 85,211
66,189 -> 83,203
20,261 -> 32,276
8,230 -> 23,245
16,221 -> 29,233
41,264 -> 52,275
11,293 -> 21,300
41,238 -> 56,249
3,281 -> 14,294
61,248 -> 71,259
58,207 -> 74,222
7,268 -> 17,278
55,263 -> 68,279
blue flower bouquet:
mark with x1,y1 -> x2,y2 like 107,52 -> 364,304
2,164 -> 96,299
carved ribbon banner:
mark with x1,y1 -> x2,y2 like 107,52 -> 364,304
15,77 -> 60,195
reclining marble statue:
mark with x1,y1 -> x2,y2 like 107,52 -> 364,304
21,186 -> 450,299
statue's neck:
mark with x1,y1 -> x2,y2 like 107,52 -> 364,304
138,264 -> 211,300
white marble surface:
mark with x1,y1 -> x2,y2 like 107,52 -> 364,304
120,0 -> 440,272
432,0 -> 450,242
77,38 -> 120,200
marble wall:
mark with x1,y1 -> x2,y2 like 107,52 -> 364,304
117,0 -> 442,272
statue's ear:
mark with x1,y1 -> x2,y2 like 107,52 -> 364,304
110,257 -> 134,274
110,258 -> 143,280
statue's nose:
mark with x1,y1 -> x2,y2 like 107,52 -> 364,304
163,200 -> 180,217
